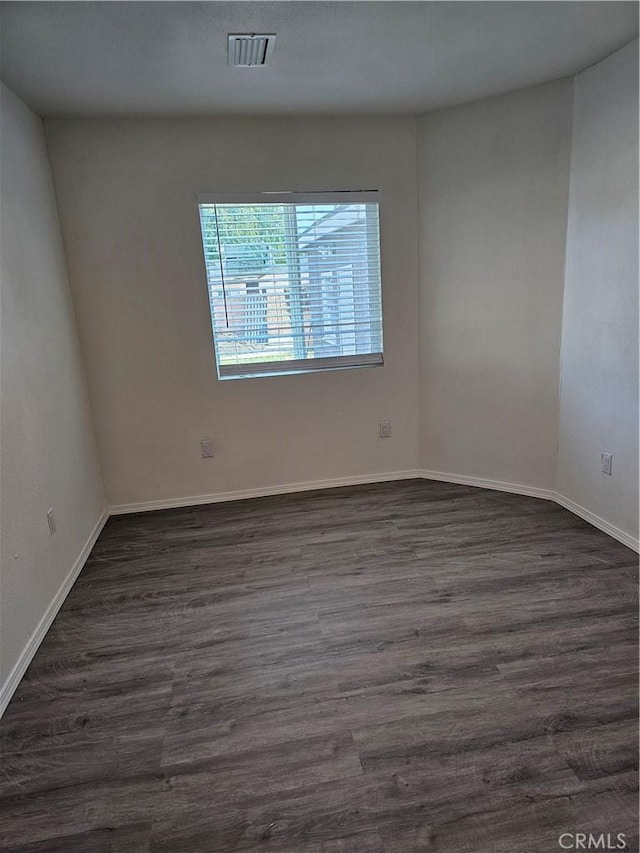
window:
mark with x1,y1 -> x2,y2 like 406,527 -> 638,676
197,191 -> 383,379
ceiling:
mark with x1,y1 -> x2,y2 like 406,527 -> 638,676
1,1 -> 637,117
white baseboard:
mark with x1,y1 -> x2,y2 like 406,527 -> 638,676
109,467 -> 638,551
551,492 -> 639,553
109,469 -> 638,552
419,468 -> 556,502
108,469 -> 424,515
0,509 -> 109,719
420,468 -> 638,553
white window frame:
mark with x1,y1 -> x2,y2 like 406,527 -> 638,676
197,190 -> 384,380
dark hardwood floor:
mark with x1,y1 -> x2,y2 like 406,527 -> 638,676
0,480 -> 638,853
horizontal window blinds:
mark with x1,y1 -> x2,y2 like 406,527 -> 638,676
197,193 -> 383,379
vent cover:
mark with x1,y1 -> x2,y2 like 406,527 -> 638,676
228,34 -> 276,67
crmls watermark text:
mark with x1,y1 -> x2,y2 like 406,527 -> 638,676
558,833 -> 627,850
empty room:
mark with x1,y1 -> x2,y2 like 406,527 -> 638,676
0,2 -> 638,851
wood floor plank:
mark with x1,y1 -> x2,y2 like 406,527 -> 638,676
0,822 -> 152,853
0,480 -> 637,852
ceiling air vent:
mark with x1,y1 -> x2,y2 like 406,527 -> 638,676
228,34 -> 276,67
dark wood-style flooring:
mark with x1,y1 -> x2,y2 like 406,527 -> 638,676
1,480 -> 638,852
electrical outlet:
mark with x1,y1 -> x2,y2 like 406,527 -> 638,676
379,420 -> 392,439
47,508 -> 56,535
601,451 -> 612,476
201,438 -> 214,458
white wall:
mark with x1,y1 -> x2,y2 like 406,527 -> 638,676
31,58 -> 638,544
416,79 -> 573,489
44,117 -> 419,508
0,84 -> 105,691
557,40 -> 639,542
